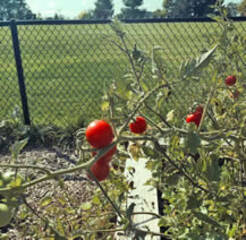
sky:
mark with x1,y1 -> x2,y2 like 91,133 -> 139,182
26,0 -> 241,19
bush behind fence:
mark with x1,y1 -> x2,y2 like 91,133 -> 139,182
0,17 -> 246,128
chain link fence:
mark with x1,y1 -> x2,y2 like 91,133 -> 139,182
0,18 -> 245,128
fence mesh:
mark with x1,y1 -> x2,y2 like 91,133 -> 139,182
0,25 -> 23,122
0,19 -> 245,128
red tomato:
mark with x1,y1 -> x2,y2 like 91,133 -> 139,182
186,113 -> 197,123
88,162 -> 110,182
186,111 -> 202,127
195,105 -> 203,113
225,75 -> 236,86
92,145 -> 117,164
193,115 -> 202,127
129,116 -> 147,134
85,120 -> 114,148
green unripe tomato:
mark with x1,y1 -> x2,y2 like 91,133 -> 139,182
2,172 -> 16,185
0,203 -> 13,227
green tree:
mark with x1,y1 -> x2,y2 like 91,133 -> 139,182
226,2 -> 239,17
0,0 -> 35,20
119,0 -> 147,19
238,0 -> 246,16
163,0 -> 217,18
152,9 -> 166,18
93,0 -> 114,19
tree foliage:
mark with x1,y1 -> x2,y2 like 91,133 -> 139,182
93,0 -> 114,19
163,0 -> 217,18
118,0 -> 147,19
226,3 -> 239,17
0,0 -> 35,20
238,0 -> 246,16
123,0 -> 143,9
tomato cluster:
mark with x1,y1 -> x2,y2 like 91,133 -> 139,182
85,120 -> 116,182
85,117 -> 148,181
186,105 -> 204,127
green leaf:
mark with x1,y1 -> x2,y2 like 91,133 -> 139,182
185,132 -> 201,154
58,197 -> 66,206
166,110 -> 175,122
132,44 -> 141,60
186,195 -> 202,210
129,144 -> 142,161
142,146 -> 159,159
203,154 -> 221,182
101,101 -> 110,112
41,196 -> 53,207
92,195 -> 101,205
166,173 -> 180,186
193,211 -> 222,229
11,138 -> 29,161
80,202 -> 92,211
9,176 -> 22,187
180,45 -> 217,78
126,203 -> 136,220
228,224 -> 237,238
195,45 -> 217,72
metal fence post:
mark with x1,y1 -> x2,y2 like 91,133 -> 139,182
10,19 -> 31,125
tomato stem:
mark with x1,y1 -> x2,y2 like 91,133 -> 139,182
87,168 -> 124,219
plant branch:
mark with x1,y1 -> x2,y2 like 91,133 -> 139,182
0,164 -> 51,175
87,169 -> 123,219
120,39 -> 142,91
132,227 -> 169,238
145,103 -> 172,128
0,142 -> 118,194
154,140 -> 209,193
109,94 -> 118,138
197,76 -> 217,133
73,227 -> 125,235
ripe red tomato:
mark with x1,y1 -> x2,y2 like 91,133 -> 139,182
85,120 -> 114,148
88,162 -> 110,182
186,113 -> 197,123
195,105 -> 203,113
129,116 -> 147,134
225,75 -> 236,86
92,145 -> 117,164
186,107 -> 203,127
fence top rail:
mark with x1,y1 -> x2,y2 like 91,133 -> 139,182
0,16 -> 246,26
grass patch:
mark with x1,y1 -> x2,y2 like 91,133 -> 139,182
0,20 -> 245,127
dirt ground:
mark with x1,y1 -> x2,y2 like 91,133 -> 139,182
0,147 -> 96,239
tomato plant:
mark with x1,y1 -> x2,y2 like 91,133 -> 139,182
1,10 -> 246,240
85,120 -> 114,148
